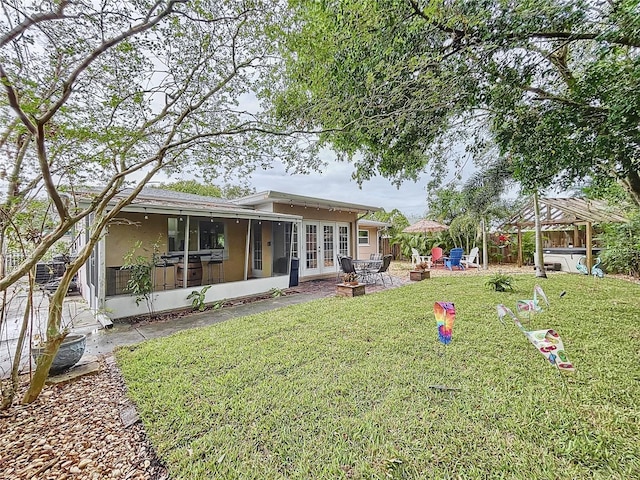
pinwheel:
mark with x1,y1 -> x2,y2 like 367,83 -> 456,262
516,284 -> 549,321
434,301 -> 455,345
430,302 -> 460,391
497,304 -> 575,371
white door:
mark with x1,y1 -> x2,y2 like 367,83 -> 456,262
303,222 -> 343,276
322,224 -> 336,273
304,222 -> 320,275
252,221 -> 263,277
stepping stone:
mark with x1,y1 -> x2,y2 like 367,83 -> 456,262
46,360 -> 101,385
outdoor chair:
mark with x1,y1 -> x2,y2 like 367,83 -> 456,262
370,253 -> 383,261
340,256 -> 358,281
444,248 -> 465,270
337,253 -> 345,281
461,247 -> 479,269
430,247 -> 444,268
411,248 -> 430,268
372,254 -> 393,286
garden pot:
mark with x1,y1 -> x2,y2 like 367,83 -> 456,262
32,333 -> 87,374
336,283 -> 366,297
410,270 -> 430,281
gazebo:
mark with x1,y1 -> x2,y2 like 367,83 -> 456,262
502,197 -> 627,271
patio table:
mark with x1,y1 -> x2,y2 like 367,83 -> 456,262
352,259 -> 382,284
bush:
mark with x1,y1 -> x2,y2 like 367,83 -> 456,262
599,212 -> 640,277
485,272 -> 515,292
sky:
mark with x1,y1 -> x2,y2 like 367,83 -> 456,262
248,157 -> 430,220
246,147 -> 478,221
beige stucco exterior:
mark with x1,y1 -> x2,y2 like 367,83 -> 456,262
357,225 -> 379,259
78,188 -> 381,319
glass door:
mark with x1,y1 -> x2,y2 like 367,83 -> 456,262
323,224 -> 335,271
304,222 -> 320,275
252,222 -> 263,277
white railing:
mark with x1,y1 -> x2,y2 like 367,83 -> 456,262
3,251 -> 26,273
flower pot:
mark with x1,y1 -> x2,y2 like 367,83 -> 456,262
410,270 -> 430,281
32,333 -> 87,374
336,283 -> 366,297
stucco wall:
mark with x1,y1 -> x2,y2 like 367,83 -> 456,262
357,226 -> 378,258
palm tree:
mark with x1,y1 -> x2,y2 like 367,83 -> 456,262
461,157 -> 514,269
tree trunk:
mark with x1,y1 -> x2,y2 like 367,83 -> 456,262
21,269 -> 73,403
533,191 -> 547,279
481,217 -> 488,270
622,171 -> 640,207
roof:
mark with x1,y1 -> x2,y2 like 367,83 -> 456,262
232,190 -> 380,214
402,219 -> 449,233
358,219 -> 389,228
74,188 -> 302,222
503,197 -> 627,229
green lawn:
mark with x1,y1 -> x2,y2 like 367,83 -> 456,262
116,275 -> 640,479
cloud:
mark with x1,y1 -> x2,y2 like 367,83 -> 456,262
249,154 -> 430,217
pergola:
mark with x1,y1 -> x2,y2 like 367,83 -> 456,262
503,197 -> 628,270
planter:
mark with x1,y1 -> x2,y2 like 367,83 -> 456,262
410,270 -> 431,281
32,333 -> 87,374
336,283 -> 366,297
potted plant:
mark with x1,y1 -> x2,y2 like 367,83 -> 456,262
336,272 -> 365,297
410,262 -> 431,281
32,333 -> 87,375
342,272 -> 359,285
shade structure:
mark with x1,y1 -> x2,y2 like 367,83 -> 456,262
403,219 -> 449,234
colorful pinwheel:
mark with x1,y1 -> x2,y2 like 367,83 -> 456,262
434,302 -> 455,345
497,304 -> 575,371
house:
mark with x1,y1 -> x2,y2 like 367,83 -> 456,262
75,188 -> 379,319
356,219 -> 389,259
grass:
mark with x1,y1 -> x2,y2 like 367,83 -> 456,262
116,274 -> 640,479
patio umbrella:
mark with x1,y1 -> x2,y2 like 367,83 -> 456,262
402,219 -> 449,234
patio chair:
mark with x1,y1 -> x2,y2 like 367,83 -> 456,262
337,253 -> 345,281
430,247 -> 444,268
340,256 -> 358,281
461,247 -> 479,269
444,248 -> 465,270
411,248 -> 430,268
370,253 -> 383,261
372,254 -> 393,286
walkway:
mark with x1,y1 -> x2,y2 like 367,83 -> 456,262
83,275 -> 411,356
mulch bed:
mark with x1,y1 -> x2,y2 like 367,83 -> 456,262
1,357 -> 168,480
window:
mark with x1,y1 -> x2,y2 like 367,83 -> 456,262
199,221 -> 225,250
358,229 -> 370,245
338,225 -> 349,256
168,218 -> 226,252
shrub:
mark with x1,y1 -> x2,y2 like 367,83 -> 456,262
485,272 -> 515,292
598,212 -> 640,277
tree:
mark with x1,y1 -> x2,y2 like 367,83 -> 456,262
460,156 -> 516,269
158,179 -> 256,198
275,0 -> 640,203
367,208 -> 409,237
0,0 -> 313,406
159,180 -> 225,198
